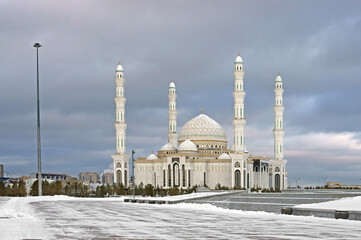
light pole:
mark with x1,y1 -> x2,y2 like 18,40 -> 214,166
34,43 -> 42,196
4,171 -> 12,186
294,177 -> 301,188
131,150 -> 135,199
321,176 -> 327,188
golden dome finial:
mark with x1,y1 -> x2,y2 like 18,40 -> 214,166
238,52 -> 240,56
171,79 -> 173,82
118,61 -> 120,65
278,72 -> 280,76
152,150 -> 154,154
201,108 -> 203,114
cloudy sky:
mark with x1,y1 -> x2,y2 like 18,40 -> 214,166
1,0 -> 360,186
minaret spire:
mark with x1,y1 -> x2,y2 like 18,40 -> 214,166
168,80 -> 178,148
112,62 -> 128,186
232,53 -> 246,152
273,73 -> 284,160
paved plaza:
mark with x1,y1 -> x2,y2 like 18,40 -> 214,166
1,195 -> 361,239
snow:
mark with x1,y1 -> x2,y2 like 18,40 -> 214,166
1,196 -> 361,239
294,196 -> 361,211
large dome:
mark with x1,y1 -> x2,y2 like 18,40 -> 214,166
179,114 -> 227,142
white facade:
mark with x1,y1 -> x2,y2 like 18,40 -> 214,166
112,55 -> 288,190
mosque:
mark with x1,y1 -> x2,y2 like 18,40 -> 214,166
111,54 -> 287,190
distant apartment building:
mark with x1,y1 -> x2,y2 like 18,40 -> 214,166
79,172 -> 99,183
29,173 -> 68,181
102,172 -> 114,185
326,182 -> 361,189
0,164 -> 3,178
326,182 -> 341,188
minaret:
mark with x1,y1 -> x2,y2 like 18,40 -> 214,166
115,62 -> 127,154
112,62 -> 128,185
168,80 -> 178,148
232,53 -> 246,153
273,73 -> 285,160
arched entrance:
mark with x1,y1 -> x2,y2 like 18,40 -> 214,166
203,172 -> 206,187
173,163 -> 179,187
124,170 -> 127,187
168,164 -> 171,187
235,170 -> 241,188
243,170 -> 246,188
116,170 -> 122,184
275,174 -> 280,190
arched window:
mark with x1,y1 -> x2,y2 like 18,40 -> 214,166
275,174 -> 280,190
182,165 -> 185,187
203,172 -> 206,187
163,169 -> 166,187
235,170 -> 241,188
124,170 -> 127,187
173,163 -> 179,187
240,66 -> 242,71
168,164 -> 171,187
116,170 -> 122,184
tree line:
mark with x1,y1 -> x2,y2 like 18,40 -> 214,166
0,180 -> 27,196
0,180 -> 200,197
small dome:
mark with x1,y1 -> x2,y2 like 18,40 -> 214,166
179,140 -> 197,151
116,62 -> 124,72
169,81 -> 175,88
275,73 -> 282,82
146,153 -> 158,160
160,143 -> 176,151
218,153 -> 232,159
235,53 -> 243,63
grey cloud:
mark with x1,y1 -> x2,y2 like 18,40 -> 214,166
1,0 -> 361,183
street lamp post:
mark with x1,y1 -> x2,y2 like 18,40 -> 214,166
321,176 -> 327,188
294,177 -> 301,188
33,43 -> 42,196
132,150 -> 135,199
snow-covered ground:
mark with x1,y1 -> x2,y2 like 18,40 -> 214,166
1,195 -> 361,239
294,196 -> 361,211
